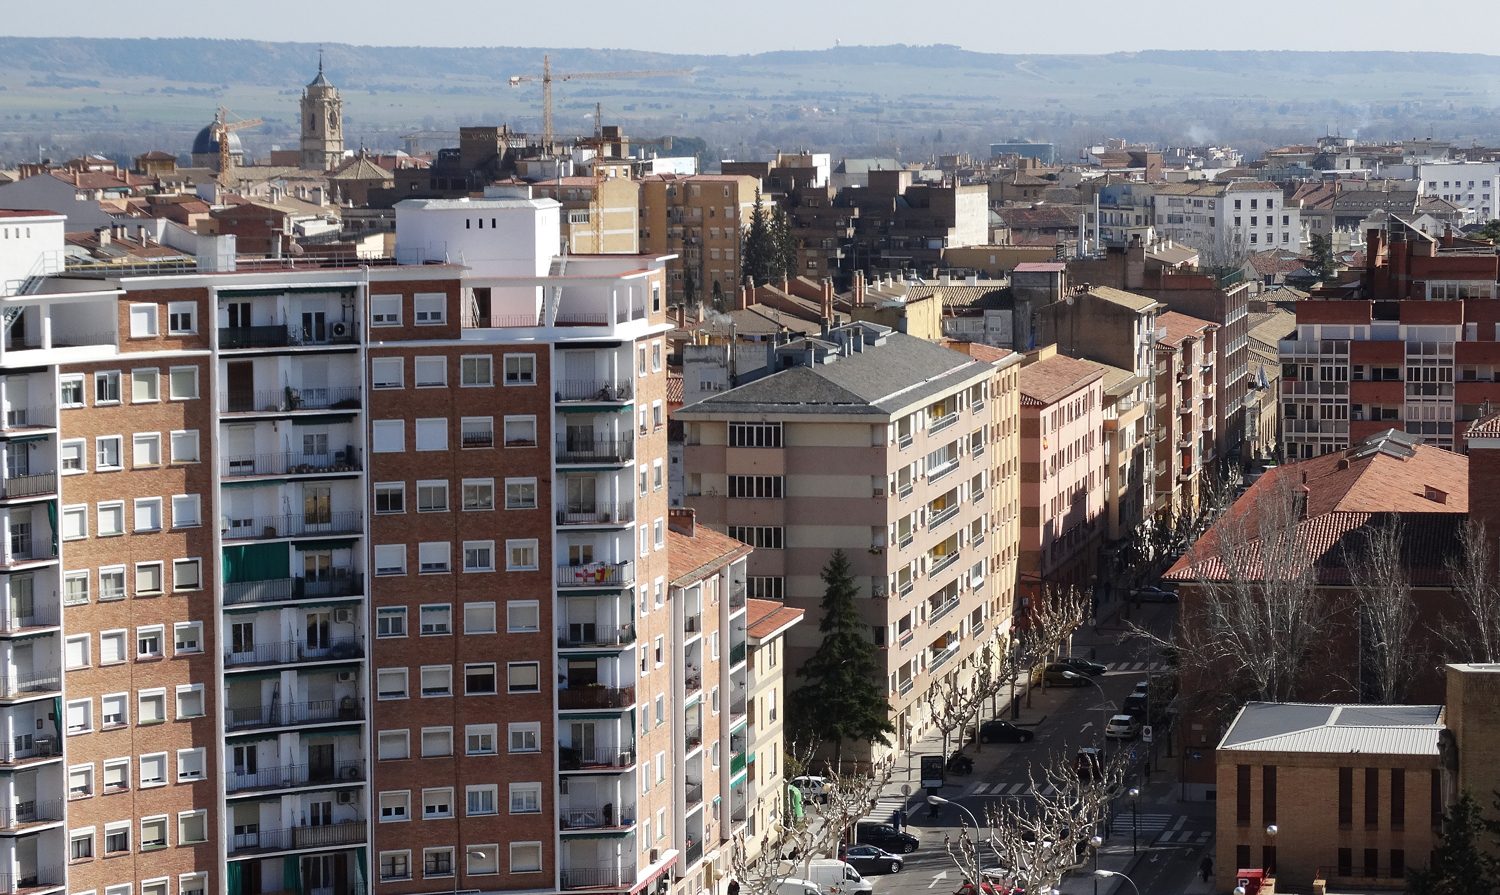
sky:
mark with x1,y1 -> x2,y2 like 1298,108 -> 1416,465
9,0 -> 1500,56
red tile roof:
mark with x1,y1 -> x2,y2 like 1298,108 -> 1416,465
666,369 -> 684,408
0,209 -> 62,218
667,522 -> 751,587
1155,310 -> 1216,348
746,598 -> 806,643
1019,353 -> 1102,405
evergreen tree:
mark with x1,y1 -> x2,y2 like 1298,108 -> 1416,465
1408,792 -> 1498,895
1474,220 -> 1500,244
789,550 -> 895,753
1307,233 -> 1337,282
771,204 -> 797,281
741,190 -> 778,285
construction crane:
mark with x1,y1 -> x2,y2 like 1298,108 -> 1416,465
507,55 -> 691,150
213,107 -> 262,189
571,123 -> 673,252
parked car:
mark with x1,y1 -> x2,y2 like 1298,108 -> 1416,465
1132,681 -> 1150,697
959,877 -> 1024,895
1074,746 -> 1104,782
855,821 -> 919,854
978,719 -> 1035,744
1122,693 -> 1150,720
1104,713 -> 1142,740
946,752 -> 974,774
1057,657 -> 1107,676
839,844 -> 905,875
1043,663 -> 1090,687
805,859 -> 874,894
791,775 -> 831,804
1133,586 -> 1179,603
775,880 -> 821,895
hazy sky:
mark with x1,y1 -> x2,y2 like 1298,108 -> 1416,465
11,0 -> 1500,56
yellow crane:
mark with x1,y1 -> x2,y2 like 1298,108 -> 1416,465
507,55 -> 691,150
213,107 -> 263,189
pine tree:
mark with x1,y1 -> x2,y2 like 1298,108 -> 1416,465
741,190 -> 777,285
1407,792 -> 1498,895
771,204 -> 797,281
789,550 -> 895,753
1308,233 -> 1337,282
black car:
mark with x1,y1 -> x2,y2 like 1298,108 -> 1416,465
840,844 -> 906,874
1133,586 -> 1179,603
1043,663 -> 1091,687
856,821 -> 919,854
947,752 -> 974,774
1057,657 -> 1107,676
978,719 -> 1035,744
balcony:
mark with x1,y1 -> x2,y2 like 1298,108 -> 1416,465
224,511 -> 363,540
561,867 -> 631,890
729,642 -> 747,666
898,677 -> 915,696
0,407 -> 54,432
559,562 -> 634,589
686,840 -> 704,866
0,738 -> 59,767
223,573 -> 363,607
559,685 -> 636,710
225,697 -> 365,731
229,820 -> 367,855
730,751 -> 747,775
0,868 -> 64,894
0,473 -> 55,502
929,643 -> 960,672
561,805 -> 635,831
0,800 -> 62,829
0,602 -> 56,634
223,387 -> 361,414
928,551 -> 961,578
0,674 -> 58,699
729,695 -> 747,720
557,436 -> 633,465
561,745 -> 637,770
227,760 -> 365,794
897,531 -> 914,550
224,637 -> 364,669
897,481 -> 914,500
557,503 -> 634,527
556,380 -> 634,403
928,412 -> 960,434
929,597 -> 960,624
927,459 -> 960,484
223,451 -> 361,478
928,502 -> 961,528
558,623 -> 636,651
730,579 -> 746,609
898,578 -> 915,598
220,325 -> 292,350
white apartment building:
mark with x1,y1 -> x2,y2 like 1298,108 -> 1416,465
1417,161 -> 1500,223
1151,181 -> 1303,255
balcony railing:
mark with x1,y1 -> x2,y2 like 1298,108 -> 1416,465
229,820 -> 366,854
557,503 -> 634,526
0,738 -> 60,765
928,412 -> 960,434
930,644 -> 961,672
223,386 -> 362,413
224,511 -> 363,540
220,325 -> 292,349
897,481 -> 914,500
559,562 -> 634,589
729,698 -> 747,720
0,674 -> 59,698
1,407 -> 54,430
685,731 -> 703,751
556,380 -> 634,402
0,473 -> 56,500
927,459 -> 960,484
223,451 -> 361,478
928,503 -> 961,528
928,551 -> 961,577
929,597 -> 960,624
730,579 -> 746,608
225,697 -> 365,731
0,603 -> 57,633
897,531 -> 914,550
730,752 -> 747,775
729,642 -> 747,666
558,685 -> 636,710
561,805 -> 636,830
898,677 -> 915,696
224,637 -> 364,669
222,573 -> 363,606
560,744 -> 636,770
0,867 -> 64,894
0,800 -> 61,828
226,760 -> 365,793
561,867 -> 630,890
686,841 -> 704,866
557,436 -> 634,464
557,624 -> 636,648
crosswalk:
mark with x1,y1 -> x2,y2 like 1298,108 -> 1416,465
966,781 -> 1057,798
950,800 -> 1215,847
1105,661 -> 1169,673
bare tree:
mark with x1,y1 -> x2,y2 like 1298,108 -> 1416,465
1026,585 -> 1088,665
1445,519 -> 1500,663
925,642 -> 1023,756
1347,517 -> 1421,703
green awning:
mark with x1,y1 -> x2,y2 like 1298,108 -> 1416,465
559,830 -> 634,839
730,767 -> 748,786
295,539 -> 359,551
558,405 -> 631,413
291,414 -> 354,425
4,434 -> 50,444
561,712 -> 631,721
223,544 -> 289,583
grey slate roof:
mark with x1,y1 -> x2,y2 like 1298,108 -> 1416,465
1219,702 -> 1443,756
678,331 -> 989,417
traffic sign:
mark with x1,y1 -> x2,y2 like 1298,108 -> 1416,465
1129,747 -> 1139,763
901,783 -> 911,797
1142,725 -> 1154,744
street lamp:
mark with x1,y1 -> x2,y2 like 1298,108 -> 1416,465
1061,670 -> 1112,742
1089,835 -> 1104,895
1094,869 -> 1141,895
1128,787 -> 1140,855
926,794 -> 982,833
1265,823 -> 1278,875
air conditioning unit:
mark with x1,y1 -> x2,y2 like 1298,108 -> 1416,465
873,488 -> 885,497
336,790 -> 355,805
618,750 -> 634,767
333,608 -> 354,624
330,321 -> 350,339
649,848 -> 661,863
337,671 -> 356,683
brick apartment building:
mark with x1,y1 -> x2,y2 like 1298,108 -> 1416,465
639,175 -> 760,307
0,196 -> 770,895
1153,311 -> 1219,519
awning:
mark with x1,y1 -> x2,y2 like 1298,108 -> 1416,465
559,830 -> 634,840
558,405 -> 631,414
290,415 -> 356,426
4,434 -> 50,444
295,540 -> 358,551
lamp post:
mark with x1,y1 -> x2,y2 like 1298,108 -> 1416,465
1062,670 -> 1111,744
1265,823 -> 1278,875
928,795 -> 984,879
1128,787 -> 1140,855
1094,869 -> 1141,895
1089,835 -> 1104,895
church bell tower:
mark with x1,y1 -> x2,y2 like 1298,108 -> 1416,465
300,53 -> 344,171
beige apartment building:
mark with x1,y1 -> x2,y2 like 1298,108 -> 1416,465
676,322 -> 1012,758
639,175 -> 760,307
1153,311 -> 1219,519
742,599 -> 804,861
526,175 -> 642,255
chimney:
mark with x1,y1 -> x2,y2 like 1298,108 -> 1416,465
1424,485 -> 1449,505
95,226 -> 110,247
781,273 -> 789,294
668,506 -> 696,537
736,279 -> 751,312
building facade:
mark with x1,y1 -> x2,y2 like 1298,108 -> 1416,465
639,175 -> 760,307
300,61 -> 344,173
1153,312 -> 1219,518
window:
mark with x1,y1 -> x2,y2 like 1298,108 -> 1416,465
509,783 -> 542,814
423,662 -> 450,698
372,420 -> 405,453
65,635 -> 90,669
463,478 -> 495,510
504,478 -> 537,509
96,436 -> 122,471
103,759 -> 128,792
166,430 -> 199,464
1339,767 -> 1353,827
380,851 -> 412,882
171,494 -> 200,528
507,723 -> 539,753
136,625 -> 163,658
371,295 -> 401,326
133,431 -> 163,468
418,542 -> 450,574
468,844 -> 500,875
133,497 -> 162,531
131,368 -> 160,403
460,416 -> 493,448
424,847 -> 455,878
465,663 -> 497,694
180,874 -> 207,895
377,668 -> 409,700
71,827 -> 95,860
138,690 -> 166,724
422,788 -> 454,819
506,539 -> 539,571
69,765 -> 94,799
465,602 -> 497,634
100,567 -> 125,601
140,815 -> 167,850
729,421 -> 783,447
377,730 -> 409,760
65,698 -> 92,734
372,357 -> 403,389
139,753 -> 167,787
62,505 -> 87,540
507,662 -> 540,693
60,374 -> 85,408
461,355 -> 493,386
420,727 -> 453,756
376,607 -> 407,638
95,371 -> 120,405
176,749 -> 204,782
374,544 -> 406,576
61,439 -> 85,473
466,784 -> 498,816
420,604 -> 452,635
173,622 -> 202,653
1366,768 -> 1380,828
379,791 -> 410,823
135,562 -> 164,596
503,415 -> 537,447
414,292 -> 446,324
177,811 -> 207,844
505,601 -> 539,633
503,354 -> 535,385
374,482 -> 405,514
414,356 -> 446,387
416,480 -> 449,512
175,685 -> 205,718
168,366 -> 198,399
651,341 -> 662,371
101,693 -> 126,727
167,301 -> 196,335
414,418 -> 447,451
99,630 -> 125,663
105,822 -> 130,854
463,541 -> 494,572
728,525 -> 785,549
510,842 -> 543,874
128,304 -> 158,338
467,723 -> 498,755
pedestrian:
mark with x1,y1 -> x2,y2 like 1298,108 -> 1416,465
728,880 -> 740,895
1200,856 -> 1213,882
1144,763 -> 1152,783
894,808 -> 907,832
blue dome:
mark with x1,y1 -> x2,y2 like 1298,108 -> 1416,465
191,123 -> 242,157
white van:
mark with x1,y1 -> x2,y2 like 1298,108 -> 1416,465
774,879 -> 821,895
805,860 -> 874,895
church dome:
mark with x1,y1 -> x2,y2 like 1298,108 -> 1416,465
190,123 -> 243,157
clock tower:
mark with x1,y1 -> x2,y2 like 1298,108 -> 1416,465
300,53 -> 344,171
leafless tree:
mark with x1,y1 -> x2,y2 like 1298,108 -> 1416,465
1347,517 -> 1421,703
1445,519 -> 1500,663
925,642 -> 1024,756
1027,585 -> 1088,665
